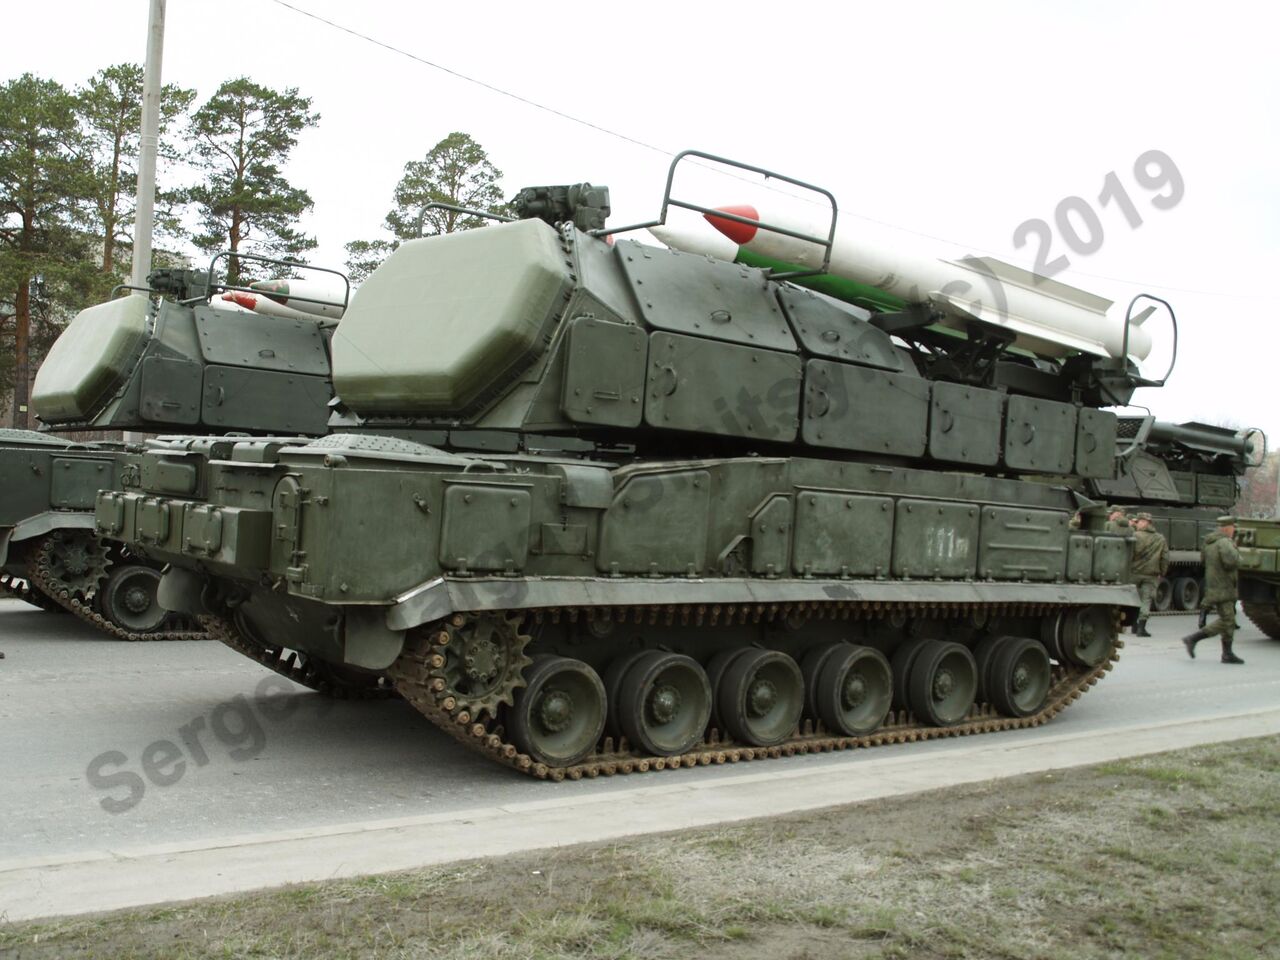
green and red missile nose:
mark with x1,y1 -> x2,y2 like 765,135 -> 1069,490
705,205 -> 760,245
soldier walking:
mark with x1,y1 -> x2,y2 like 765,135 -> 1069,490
1181,516 -> 1245,664
1130,512 -> 1168,637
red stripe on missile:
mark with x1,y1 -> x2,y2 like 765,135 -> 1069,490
223,292 -> 258,310
704,204 -> 759,245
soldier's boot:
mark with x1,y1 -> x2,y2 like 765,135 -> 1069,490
1182,629 -> 1210,659
1134,619 -> 1152,638
1220,639 -> 1245,665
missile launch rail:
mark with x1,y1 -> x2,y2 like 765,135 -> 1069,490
96,152 -> 1172,776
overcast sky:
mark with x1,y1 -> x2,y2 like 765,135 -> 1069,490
9,1 -> 1279,441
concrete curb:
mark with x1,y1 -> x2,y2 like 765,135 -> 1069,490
4,707 -> 1279,923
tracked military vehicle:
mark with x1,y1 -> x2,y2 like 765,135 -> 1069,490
1089,418 -> 1265,612
1234,519 -> 1280,639
97,154 -> 1172,776
1,261 -> 340,640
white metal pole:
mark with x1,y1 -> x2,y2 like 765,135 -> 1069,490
126,0 -> 165,445
130,0 -> 165,293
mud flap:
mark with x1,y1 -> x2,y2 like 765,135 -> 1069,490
344,606 -> 405,670
157,566 -> 206,615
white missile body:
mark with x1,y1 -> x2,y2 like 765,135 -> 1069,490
648,220 -> 739,261
704,206 -> 1154,362
206,296 -> 254,314
248,277 -> 346,321
221,291 -> 318,322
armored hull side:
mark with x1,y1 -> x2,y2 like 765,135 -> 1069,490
103,433 -> 1135,776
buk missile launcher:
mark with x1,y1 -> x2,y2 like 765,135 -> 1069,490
0,260 -> 342,639
1231,520 -> 1280,639
97,153 -> 1170,777
1089,418 -> 1265,612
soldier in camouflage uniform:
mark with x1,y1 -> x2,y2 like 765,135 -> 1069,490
1130,512 -> 1168,637
1105,507 -> 1129,534
1182,516 -> 1245,664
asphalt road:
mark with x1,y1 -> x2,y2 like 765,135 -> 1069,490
2,597 -> 1278,865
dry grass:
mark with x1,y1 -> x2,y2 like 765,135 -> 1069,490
3,737 -> 1279,960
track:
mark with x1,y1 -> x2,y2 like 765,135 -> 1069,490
26,536 -> 205,643
199,613 -> 394,699
383,600 -> 1122,782
0,572 -> 62,613
1243,602 -> 1280,641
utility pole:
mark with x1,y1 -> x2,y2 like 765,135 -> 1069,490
130,0 -> 166,293
125,0 -> 165,444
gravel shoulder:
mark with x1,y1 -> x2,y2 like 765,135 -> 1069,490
3,736 -> 1278,959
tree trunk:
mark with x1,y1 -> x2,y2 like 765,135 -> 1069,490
102,208 -> 117,275
227,210 -> 243,286
13,277 -> 30,430
102,102 -> 125,275
12,207 -> 34,429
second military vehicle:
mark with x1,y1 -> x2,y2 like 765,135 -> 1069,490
97,155 -> 1168,776
1,263 -> 340,640
1234,518 -> 1280,639
1090,417 -> 1265,612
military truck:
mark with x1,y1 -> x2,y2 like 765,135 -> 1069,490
0,262 -> 340,640
1089,417 -> 1265,613
95,154 -> 1168,777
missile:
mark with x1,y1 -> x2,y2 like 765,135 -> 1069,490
697,205 -> 1153,361
206,296 -> 254,314
220,291 -> 318,322
249,277 -> 346,321
648,221 -> 904,314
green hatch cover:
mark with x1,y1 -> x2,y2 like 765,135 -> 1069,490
32,296 -> 150,421
331,218 -> 571,414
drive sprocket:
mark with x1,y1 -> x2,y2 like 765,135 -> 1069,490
34,530 -> 111,600
392,611 -> 533,720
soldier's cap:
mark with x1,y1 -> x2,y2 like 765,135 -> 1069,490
1135,512 -> 1154,522
1217,515 -> 1236,525
1109,506 -> 1127,514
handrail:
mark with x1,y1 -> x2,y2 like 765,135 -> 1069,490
595,148 -> 838,282
204,250 -> 351,312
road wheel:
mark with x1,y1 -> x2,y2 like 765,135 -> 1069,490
507,656 -> 606,767
706,646 -> 750,731
986,637 -> 1051,718
604,650 -> 650,738
814,644 -> 892,736
973,634 -> 1007,702
1153,578 -> 1173,612
908,640 -> 977,726
890,637 -> 935,712
100,564 -> 167,633
615,651 -> 711,757
717,649 -> 803,747
1172,577 -> 1201,611
1058,606 -> 1116,667
801,641 -> 847,721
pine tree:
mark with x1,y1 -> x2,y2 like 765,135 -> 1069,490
345,132 -> 506,283
183,77 -> 319,285
0,74 -> 97,426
